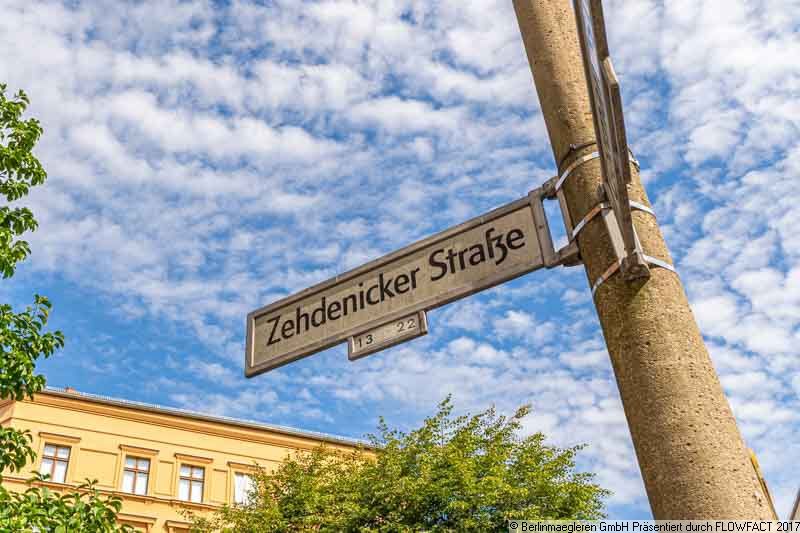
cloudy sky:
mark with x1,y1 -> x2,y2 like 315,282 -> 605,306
2,0 -> 798,518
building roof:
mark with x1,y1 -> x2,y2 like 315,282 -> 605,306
41,387 -> 369,448
792,487 -> 800,520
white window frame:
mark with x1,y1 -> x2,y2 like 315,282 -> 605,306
233,472 -> 255,505
39,443 -> 71,483
121,456 -> 151,495
178,464 -> 205,503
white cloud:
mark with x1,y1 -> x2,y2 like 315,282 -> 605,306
2,0 -> 798,519
493,310 -> 556,346
349,97 -> 465,135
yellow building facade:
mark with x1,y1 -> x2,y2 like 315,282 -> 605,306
1,387 -> 362,531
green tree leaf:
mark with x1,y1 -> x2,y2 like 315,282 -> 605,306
0,83 -> 130,532
187,396 -> 610,532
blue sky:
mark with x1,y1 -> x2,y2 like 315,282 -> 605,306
2,0 -> 799,518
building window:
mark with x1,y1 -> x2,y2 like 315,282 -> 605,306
178,465 -> 204,503
40,444 -> 70,483
233,472 -> 255,505
121,456 -> 150,495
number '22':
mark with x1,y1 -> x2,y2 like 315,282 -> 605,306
397,318 -> 416,332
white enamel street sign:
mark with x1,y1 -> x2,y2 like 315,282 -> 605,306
573,0 -> 649,279
245,196 -> 546,377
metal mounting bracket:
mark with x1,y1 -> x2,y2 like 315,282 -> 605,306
553,139 -> 650,281
528,186 -> 581,269
529,171 -> 668,280
590,209 -> 676,296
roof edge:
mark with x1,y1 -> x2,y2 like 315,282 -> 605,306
38,387 -> 370,449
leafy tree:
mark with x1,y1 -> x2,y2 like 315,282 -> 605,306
0,84 -> 131,531
0,475 -> 129,532
189,398 -> 609,532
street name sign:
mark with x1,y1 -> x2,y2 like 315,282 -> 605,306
245,196 -> 547,377
573,0 -> 649,279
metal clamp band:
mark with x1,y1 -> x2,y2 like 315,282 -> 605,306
628,200 -> 654,216
571,200 -> 656,241
554,152 -> 641,193
555,152 -> 600,192
591,255 -> 676,296
571,202 -> 609,240
628,148 -> 640,171
642,254 -> 676,274
557,141 -> 598,169
591,258 -> 623,296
